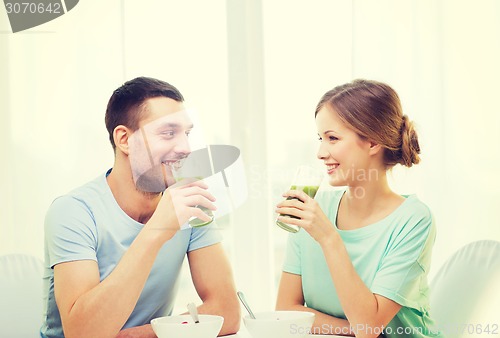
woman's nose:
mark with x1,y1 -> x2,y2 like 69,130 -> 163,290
317,141 -> 329,160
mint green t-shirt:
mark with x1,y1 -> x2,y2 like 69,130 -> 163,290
283,189 -> 443,337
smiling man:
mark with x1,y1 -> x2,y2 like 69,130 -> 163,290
127,107 -> 193,193
40,77 -> 240,338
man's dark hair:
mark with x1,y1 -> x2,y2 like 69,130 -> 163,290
105,76 -> 184,150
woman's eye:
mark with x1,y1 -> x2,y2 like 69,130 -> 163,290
318,135 -> 338,142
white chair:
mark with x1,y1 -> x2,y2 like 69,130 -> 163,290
0,253 -> 43,338
430,240 -> 500,337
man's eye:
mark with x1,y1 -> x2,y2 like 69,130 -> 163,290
329,136 -> 338,141
161,131 -> 175,137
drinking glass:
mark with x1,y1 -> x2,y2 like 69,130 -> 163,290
165,164 -> 214,228
276,165 -> 324,233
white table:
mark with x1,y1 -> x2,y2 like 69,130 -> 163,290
226,327 -> 345,338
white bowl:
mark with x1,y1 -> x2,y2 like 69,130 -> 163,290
243,311 -> 315,338
151,314 -> 224,338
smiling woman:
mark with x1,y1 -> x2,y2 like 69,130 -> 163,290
275,79 -> 444,338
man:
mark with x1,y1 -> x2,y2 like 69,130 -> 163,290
40,77 -> 240,338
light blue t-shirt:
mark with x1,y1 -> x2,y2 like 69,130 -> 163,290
283,189 -> 443,337
40,170 -> 222,338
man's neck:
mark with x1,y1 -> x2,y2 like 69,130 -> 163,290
106,165 -> 161,224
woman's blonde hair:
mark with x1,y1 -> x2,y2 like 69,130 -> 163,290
315,79 -> 420,168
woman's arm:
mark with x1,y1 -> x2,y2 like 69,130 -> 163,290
276,272 -> 354,336
276,191 -> 401,338
319,235 -> 401,337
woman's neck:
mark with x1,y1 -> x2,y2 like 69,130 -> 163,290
337,171 -> 404,230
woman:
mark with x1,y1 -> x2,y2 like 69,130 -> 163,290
275,79 -> 443,337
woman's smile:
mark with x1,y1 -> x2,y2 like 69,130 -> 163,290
325,163 -> 339,175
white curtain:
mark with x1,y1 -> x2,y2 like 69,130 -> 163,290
1,0 -> 499,313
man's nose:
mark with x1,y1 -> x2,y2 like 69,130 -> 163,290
175,133 -> 191,157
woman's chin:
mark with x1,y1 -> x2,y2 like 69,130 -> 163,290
328,177 -> 346,187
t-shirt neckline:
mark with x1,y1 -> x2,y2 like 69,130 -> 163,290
333,189 -> 413,236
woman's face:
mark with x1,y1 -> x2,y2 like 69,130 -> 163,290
315,105 -> 376,187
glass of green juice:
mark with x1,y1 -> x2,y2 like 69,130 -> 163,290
276,165 -> 324,233
168,168 -> 214,228
188,205 -> 214,227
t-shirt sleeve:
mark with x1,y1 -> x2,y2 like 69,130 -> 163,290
187,221 -> 223,252
282,231 -> 302,275
44,196 -> 98,268
370,208 -> 436,311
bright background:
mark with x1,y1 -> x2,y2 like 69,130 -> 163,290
1,0 -> 499,314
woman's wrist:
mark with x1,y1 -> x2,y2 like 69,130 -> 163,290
317,227 -> 341,250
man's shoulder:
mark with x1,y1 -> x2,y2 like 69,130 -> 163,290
50,172 -> 109,211
66,171 -> 108,199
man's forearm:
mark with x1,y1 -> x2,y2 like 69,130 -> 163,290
59,229 -> 173,338
195,298 -> 241,336
116,324 -> 157,338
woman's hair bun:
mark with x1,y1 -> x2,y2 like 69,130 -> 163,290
399,115 -> 421,167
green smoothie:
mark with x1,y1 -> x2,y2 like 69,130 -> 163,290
175,176 -> 214,227
290,185 -> 319,198
276,185 -> 320,233
189,205 -> 214,227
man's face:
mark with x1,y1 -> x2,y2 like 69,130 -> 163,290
128,97 -> 193,193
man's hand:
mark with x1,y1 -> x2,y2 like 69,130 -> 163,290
146,178 -> 216,236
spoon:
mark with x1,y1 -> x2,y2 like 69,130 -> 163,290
237,291 -> 256,319
187,302 -> 199,323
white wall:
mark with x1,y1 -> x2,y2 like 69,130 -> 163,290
1,0 -> 499,312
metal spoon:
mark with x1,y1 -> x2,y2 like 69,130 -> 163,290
187,302 -> 199,323
237,291 -> 256,319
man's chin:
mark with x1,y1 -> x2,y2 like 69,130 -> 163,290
132,162 -> 176,193
135,173 -> 167,193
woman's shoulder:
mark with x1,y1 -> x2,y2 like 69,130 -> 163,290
392,195 -> 436,242
400,194 -> 433,222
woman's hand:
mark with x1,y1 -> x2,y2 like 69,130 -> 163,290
276,190 -> 336,246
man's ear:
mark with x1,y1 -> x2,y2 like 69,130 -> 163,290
368,141 -> 382,156
113,125 -> 131,155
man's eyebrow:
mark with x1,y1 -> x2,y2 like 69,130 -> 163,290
154,122 -> 194,130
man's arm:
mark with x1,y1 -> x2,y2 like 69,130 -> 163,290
54,228 -> 172,338
188,243 -> 241,336
54,180 -> 215,338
